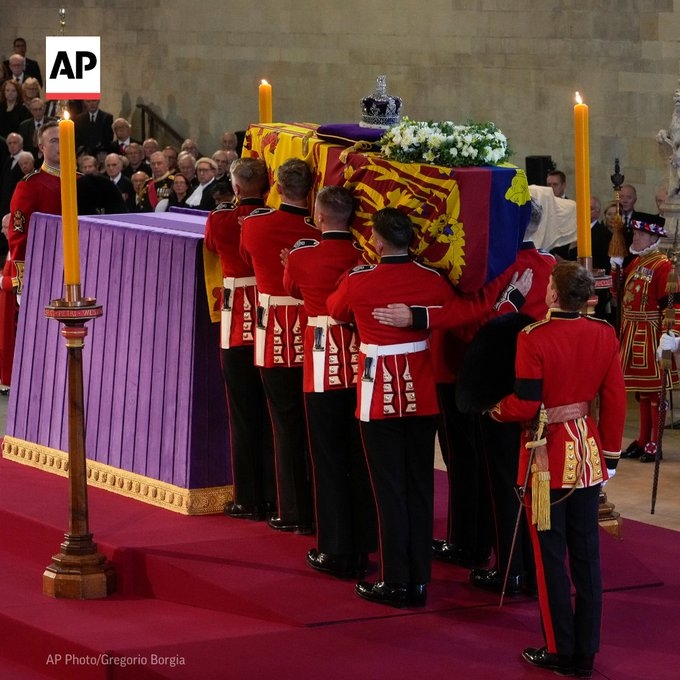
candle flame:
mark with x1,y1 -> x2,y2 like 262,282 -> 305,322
63,110 -> 70,121
261,79 -> 269,86
575,91 -> 583,105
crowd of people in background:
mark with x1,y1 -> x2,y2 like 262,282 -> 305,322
1,34 -> 677,680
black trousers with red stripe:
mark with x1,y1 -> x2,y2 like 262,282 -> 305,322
221,346 -> 275,509
360,415 -> 437,584
530,484 -> 602,657
305,389 -> 376,555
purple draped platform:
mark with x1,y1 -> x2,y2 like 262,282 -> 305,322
5,211 -> 231,493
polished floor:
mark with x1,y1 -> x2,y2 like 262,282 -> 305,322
0,391 -> 677,533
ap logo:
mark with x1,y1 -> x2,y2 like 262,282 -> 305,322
45,36 -> 100,100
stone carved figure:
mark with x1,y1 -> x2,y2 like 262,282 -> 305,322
657,84 -> 680,197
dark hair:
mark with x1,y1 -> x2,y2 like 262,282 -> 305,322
547,170 -> 566,183
551,261 -> 594,311
276,158 -> 313,200
231,157 -> 265,182
315,185 -> 354,225
38,120 -> 59,142
372,207 -> 414,248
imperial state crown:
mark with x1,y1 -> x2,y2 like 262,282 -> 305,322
360,75 -> 402,128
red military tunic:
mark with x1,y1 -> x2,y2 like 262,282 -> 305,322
240,204 -> 318,368
424,242 -> 556,336
204,198 -> 264,349
139,173 -> 174,212
619,249 -> 679,392
284,231 -> 362,393
489,310 -> 626,488
327,254 -> 455,421
1,166 -> 62,385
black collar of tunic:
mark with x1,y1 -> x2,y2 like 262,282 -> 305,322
322,231 -> 353,241
380,254 -> 411,264
279,203 -> 310,216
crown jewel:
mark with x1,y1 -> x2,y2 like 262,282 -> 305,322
360,75 -> 402,129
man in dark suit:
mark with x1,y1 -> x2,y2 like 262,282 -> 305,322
108,117 -> 141,155
2,39 -> 42,85
564,196 -> 613,323
103,153 -> 135,211
0,132 -> 24,217
74,100 -> 114,156
18,98 -> 55,160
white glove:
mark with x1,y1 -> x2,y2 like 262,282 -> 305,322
610,256 -> 624,268
607,467 -> 616,480
656,332 -> 679,359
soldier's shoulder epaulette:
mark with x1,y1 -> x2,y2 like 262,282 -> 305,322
352,241 -> 364,253
413,260 -> 444,276
247,207 -> 274,218
290,238 -> 319,253
304,216 -> 316,228
522,317 -> 550,334
536,247 -> 555,258
20,169 -> 41,182
213,201 -> 237,213
349,264 -> 376,275
583,314 -> 609,326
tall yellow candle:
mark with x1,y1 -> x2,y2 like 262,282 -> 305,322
59,112 -> 80,287
573,91 -> 592,260
259,79 -> 272,124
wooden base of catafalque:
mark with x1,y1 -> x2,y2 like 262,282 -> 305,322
42,288 -> 116,598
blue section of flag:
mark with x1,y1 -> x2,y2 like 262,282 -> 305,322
486,167 -> 531,282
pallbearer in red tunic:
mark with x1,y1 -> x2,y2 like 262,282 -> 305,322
618,213 -> 680,463
240,158 -> 317,534
204,157 -> 275,521
327,207 -> 457,609
0,121 -> 62,388
284,186 -> 376,579
489,262 -> 625,678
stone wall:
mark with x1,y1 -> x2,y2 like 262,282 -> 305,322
3,0 -> 680,215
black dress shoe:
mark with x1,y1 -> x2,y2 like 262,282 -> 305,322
306,549 -> 367,579
432,539 -> 490,568
621,440 -> 643,458
355,581 -> 409,608
267,516 -> 314,535
522,646 -> 574,675
408,583 -> 427,607
224,502 -> 264,521
470,567 -> 522,595
570,654 -> 594,678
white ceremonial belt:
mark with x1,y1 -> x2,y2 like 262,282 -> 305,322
358,340 -> 428,422
307,315 -> 342,327
359,340 -> 429,356
259,293 -> 302,308
223,275 -> 257,294
255,292 -> 304,367
221,276 -> 257,350
308,315 -> 343,393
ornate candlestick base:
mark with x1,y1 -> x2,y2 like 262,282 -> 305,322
598,489 -> 623,539
42,289 -> 116,598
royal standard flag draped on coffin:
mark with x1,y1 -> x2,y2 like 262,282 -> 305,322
244,123 -> 532,294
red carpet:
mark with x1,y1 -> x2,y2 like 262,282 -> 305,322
0,455 -> 676,679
